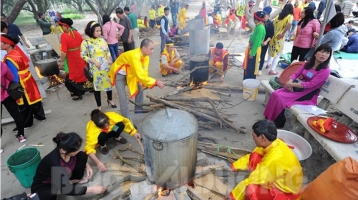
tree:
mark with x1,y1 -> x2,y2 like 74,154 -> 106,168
64,0 -> 86,12
3,0 -> 28,23
245,0 -> 262,31
23,0 -> 50,20
84,0 -> 122,24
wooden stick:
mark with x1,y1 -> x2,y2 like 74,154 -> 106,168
160,96 -> 244,133
91,174 -> 146,200
195,183 -> 227,197
199,124 -> 213,130
201,85 -> 243,91
162,85 -> 195,97
164,96 -> 225,103
147,95 -> 223,127
111,190 -> 131,200
166,97 -> 241,133
136,138 -> 144,153
209,89 -> 232,97
121,156 -> 145,163
114,150 -> 134,167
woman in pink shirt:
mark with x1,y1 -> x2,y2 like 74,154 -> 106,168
102,14 -> 125,62
1,62 -> 26,145
290,7 -> 320,62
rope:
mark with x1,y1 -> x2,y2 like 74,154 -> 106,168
216,144 -> 239,157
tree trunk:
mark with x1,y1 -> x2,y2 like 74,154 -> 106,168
6,0 -> 28,23
77,0 -> 84,12
85,0 -> 121,24
245,0 -> 262,31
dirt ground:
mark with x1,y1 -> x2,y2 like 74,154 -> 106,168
1,2 -> 337,199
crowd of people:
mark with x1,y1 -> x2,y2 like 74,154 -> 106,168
1,0 -> 357,199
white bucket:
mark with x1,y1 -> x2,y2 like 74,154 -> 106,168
243,79 -> 260,101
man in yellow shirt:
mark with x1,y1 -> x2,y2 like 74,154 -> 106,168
228,120 -> 303,200
178,4 -> 189,29
160,40 -> 182,76
149,5 -> 156,29
109,38 -> 165,119
158,4 -> 165,18
85,109 -> 141,172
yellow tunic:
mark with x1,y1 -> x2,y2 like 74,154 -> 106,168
81,37 -> 112,91
160,47 -> 182,75
109,48 -> 157,98
149,9 -> 156,20
230,139 -> 303,200
138,19 -> 146,28
50,25 -> 63,34
268,14 -> 293,57
178,8 -> 187,29
84,112 -> 136,155
158,6 -> 165,17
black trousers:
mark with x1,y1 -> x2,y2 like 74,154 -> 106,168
291,46 -> 311,62
353,11 -> 358,17
259,44 -> 269,70
19,97 -> 46,127
243,55 -> 257,80
274,89 -> 320,128
64,75 -> 85,97
32,152 -> 88,200
122,41 -> 135,52
94,90 -> 112,107
97,122 -> 125,146
1,96 -> 25,137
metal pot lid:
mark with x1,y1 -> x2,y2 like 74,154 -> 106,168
141,108 -> 198,142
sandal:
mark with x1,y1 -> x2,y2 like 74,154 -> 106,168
100,146 -> 109,155
72,96 -> 82,101
113,137 -> 127,144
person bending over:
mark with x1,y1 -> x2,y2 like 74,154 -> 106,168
31,132 -> 106,200
85,109 -> 141,172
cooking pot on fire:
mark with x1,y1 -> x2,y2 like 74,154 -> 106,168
141,109 -> 198,189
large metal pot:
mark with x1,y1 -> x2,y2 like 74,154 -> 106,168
190,54 -> 209,85
141,109 -> 198,189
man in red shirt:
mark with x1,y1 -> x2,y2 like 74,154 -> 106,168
207,42 -> 229,82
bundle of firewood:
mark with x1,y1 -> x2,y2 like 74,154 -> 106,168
145,94 -> 246,134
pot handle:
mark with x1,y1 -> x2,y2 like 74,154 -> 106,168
153,141 -> 163,150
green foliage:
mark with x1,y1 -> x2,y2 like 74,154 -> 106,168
14,15 -> 36,26
62,13 -> 84,19
62,8 -> 79,14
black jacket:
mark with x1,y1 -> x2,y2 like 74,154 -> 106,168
31,148 -> 87,196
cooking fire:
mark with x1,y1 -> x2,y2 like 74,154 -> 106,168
35,66 -> 64,87
157,186 -> 171,196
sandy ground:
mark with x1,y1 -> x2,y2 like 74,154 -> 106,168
1,2 -> 348,199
